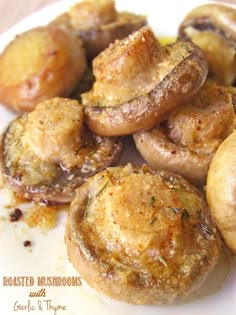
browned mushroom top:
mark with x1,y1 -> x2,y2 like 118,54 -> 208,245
0,97 -> 122,204
23,98 -> 84,165
83,26 -> 208,108
83,26 -> 165,107
133,81 -> 235,186
162,83 -> 235,154
83,27 -> 208,136
0,25 -> 87,113
65,164 -> 220,304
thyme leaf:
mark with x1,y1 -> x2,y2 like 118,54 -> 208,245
88,150 -> 96,157
182,209 -> 189,220
149,196 -> 155,207
218,88 -> 224,96
96,181 -> 109,197
150,216 -> 157,225
84,197 -> 92,217
75,147 -> 82,155
14,137 -> 21,146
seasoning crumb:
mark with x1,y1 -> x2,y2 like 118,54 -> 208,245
9,208 -> 23,222
23,240 -> 32,247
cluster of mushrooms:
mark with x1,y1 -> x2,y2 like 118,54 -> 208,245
0,0 -> 235,306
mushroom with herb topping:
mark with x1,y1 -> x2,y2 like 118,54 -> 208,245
83,27 -> 208,136
134,82 -> 235,186
65,164 -> 220,305
0,97 -> 122,205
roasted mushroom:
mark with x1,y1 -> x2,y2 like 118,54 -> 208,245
51,0 -> 147,60
134,82 -> 235,186
206,130 -> 236,254
82,27 -> 208,136
70,0 -> 118,30
0,25 -> 87,112
178,4 -> 236,86
65,164 -> 220,305
0,98 -> 122,204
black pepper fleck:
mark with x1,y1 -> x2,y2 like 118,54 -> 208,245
9,208 -> 23,222
23,240 -> 32,247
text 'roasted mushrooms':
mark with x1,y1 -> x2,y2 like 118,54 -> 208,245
0,25 -> 87,112
178,4 -> 236,86
134,82 -> 235,186
65,164 -> 220,305
0,98 -> 122,204
83,27 -> 208,136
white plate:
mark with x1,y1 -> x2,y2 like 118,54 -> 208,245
0,1 -> 236,315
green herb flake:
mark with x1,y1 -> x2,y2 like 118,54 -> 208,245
84,197 -> 91,217
14,138 -> 21,146
149,196 -> 155,207
75,147 -> 82,155
159,256 -> 167,267
182,209 -> 189,220
218,88 -> 224,96
99,175 -> 104,181
150,216 -> 157,225
88,150 -> 96,157
96,181 -> 109,197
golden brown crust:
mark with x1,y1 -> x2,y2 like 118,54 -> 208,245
65,164 -> 221,304
84,38 -> 208,136
133,82 -> 235,186
83,27 -> 165,107
206,131 -> 236,254
0,98 -> 123,204
0,25 -> 87,112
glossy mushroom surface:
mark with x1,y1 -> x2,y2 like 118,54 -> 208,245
178,4 -> 236,85
0,25 -> 87,112
134,82 -> 235,186
0,98 -> 122,204
83,27 -> 208,136
206,131 -> 236,254
65,164 -> 220,304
